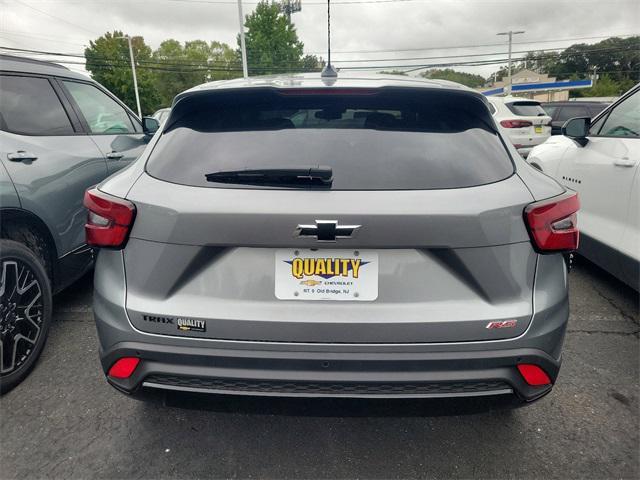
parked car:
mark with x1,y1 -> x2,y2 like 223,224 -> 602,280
152,107 -> 171,125
89,73 -> 579,405
528,84 -> 639,289
0,55 -> 159,393
541,101 -> 609,135
487,96 -> 552,157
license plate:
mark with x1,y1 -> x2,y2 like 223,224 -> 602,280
535,126 -> 543,134
275,249 -> 378,301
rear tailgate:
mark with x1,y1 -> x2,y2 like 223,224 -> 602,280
122,174 -> 537,344
504,100 -> 552,144
121,86 -> 539,344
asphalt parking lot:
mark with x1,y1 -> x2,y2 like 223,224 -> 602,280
1,257 -> 638,479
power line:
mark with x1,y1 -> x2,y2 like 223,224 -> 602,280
2,44 -> 635,71
11,0 -> 99,36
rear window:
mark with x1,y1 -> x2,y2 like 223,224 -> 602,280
147,89 -> 514,190
505,101 -> 547,117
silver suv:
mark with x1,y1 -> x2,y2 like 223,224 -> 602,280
89,74 -> 579,404
0,55 -> 158,392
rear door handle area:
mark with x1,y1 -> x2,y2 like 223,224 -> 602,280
106,151 -> 124,160
7,151 -> 38,162
613,157 -> 637,167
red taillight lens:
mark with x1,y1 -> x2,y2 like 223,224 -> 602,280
524,192 -> 580,252
500,119 -> 533,128
108,357 -> 140,379
517,364 -> 551,386
84,188 -> 136,248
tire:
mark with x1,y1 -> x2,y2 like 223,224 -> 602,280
0,239 -> 53,394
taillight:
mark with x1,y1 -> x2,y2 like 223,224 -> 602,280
524,192 -> 579,252
84,188 -> 136,248
500,119 -> 533,128
108,357 -> 140,379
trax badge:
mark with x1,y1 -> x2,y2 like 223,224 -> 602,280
177,318 -> 206,333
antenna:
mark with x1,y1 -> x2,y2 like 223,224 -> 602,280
321,0 -> 337,78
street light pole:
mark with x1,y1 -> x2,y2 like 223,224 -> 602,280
237,0 -> 249,78
117,35 -> 142,118
497,30 -> 524,94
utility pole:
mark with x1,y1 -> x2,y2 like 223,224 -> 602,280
116,35 -> 142,118
237,0 -> 249,78
497,30 -> 524,95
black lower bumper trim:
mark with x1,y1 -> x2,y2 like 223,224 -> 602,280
142,374 -> 513,398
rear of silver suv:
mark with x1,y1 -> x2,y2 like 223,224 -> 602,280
89,75 -> 578,404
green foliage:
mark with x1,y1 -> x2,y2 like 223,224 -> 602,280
490,36 -> 639,97
420,68 -> 486,88
574,74 -> 635,97
379,70 -> 408,76
85,31 -> 160,115
240,1 -> 306,74
153,40 -> 238,107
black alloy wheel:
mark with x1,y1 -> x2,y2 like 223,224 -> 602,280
0,240 -> 52,394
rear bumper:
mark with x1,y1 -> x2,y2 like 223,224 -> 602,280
93,249 -> 569,404
101,341 -> 559,402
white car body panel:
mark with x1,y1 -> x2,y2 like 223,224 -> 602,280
528,86 -> 640,288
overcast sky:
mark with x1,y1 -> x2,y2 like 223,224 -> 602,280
0,0 -> 638,78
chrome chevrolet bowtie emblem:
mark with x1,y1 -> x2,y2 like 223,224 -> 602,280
294,220 -> 361,242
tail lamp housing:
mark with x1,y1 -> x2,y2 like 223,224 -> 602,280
524,191 -> 580,252
500,119 -> 533,128
84,188 -> 136,248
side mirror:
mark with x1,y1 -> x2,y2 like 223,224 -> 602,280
562,117 -> 590,147
142,116 -> 160,136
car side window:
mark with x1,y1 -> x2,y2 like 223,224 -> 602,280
0,75 -> 75,135
595,90 -> 639,138
63,81 -> 136,134
556,105 -> 588,122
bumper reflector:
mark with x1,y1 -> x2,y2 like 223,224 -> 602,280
108,357 -> 140,379
517,364 -> 551,386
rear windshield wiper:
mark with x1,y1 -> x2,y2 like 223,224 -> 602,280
205,166 -> 333,187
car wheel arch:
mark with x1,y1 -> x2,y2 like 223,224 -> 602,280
0,207 -> 58,284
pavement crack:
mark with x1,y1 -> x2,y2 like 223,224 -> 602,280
567,328 -> 639,337
592,286 -> 639,326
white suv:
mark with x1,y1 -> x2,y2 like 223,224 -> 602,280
528,84 -> 639,289
488,96 -> 551,157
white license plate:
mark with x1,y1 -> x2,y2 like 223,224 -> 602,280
275,249 -> 378,301
535,126 -> 543,134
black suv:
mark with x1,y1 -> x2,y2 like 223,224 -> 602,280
541,101 -> 609,135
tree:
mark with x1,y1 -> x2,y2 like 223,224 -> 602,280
85,31 -> 160,115
152,39 -> 239,107
421,68 -> 486,88
240,1 -> 305,75
379,70 -> 408,76
488,36 -> 640,94
573,74 -> 635,97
